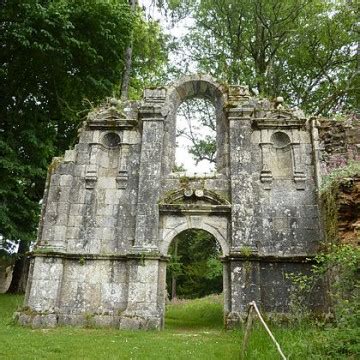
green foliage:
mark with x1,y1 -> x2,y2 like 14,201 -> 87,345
313,164 -> 360,358
167,229 -> 223,299
285,272 -> 313,321
239,246 -> 253,257
0,0 -> 168,250
1,293 -> 350,359
287,244 -> 360,358
129,12 -> 169,98
188,137 -> 216,165
314,245 -> 360,324
313,245 -> 360,359
321,161 -> 360,192
5,293 -> 360,359
176,97 -> 217,168
161,0 -> 358,115
0,0 -> 130,246
0,294 -> 244,359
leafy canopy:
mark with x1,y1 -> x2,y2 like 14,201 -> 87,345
0,0 -> 168,246
160,0 -> 359,115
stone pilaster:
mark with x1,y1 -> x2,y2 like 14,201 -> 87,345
134,103 -> 165,251
120,257 -> 165,330
229,107 -> 256,252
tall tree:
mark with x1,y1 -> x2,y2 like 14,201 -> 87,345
0,0 -> 168,292
167,229 -> 223,299
160,0 -> 359,115
120,0 -> 138,101
155,0 -> 358,166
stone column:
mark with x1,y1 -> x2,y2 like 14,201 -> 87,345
38,156 -> 74,252
291,129 -> 306,190
85,144 -> 100,189
116,141 -> 130,189
222,259 -> 231,319
122,102 -> 165,329
310,118 -> 322,190
227,106 -> 261,328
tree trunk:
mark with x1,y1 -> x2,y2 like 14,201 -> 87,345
120,0 -> 137,101
7,240 -> 30,294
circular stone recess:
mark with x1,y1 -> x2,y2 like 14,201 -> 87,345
103,132 -> 120,148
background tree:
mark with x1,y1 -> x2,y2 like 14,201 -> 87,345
0,0 -> 168,292
157,0 -> 359,166
158,0 -> 359,116
167,229 -> 223,299
121,0 -> 138,101
176,98 -> 216,171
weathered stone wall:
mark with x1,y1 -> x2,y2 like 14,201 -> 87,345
17,75 -> 326,330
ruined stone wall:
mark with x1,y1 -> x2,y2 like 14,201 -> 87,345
318,116 -> 360,245
17,75 -> 326,330
19,99 -> 146,327
318,116 -> 360,174
224,94 -> 323,319
337,177 -> 360,246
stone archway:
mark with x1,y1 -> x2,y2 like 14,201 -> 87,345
158,187 -> 231,326
160,221 -> 229,256
161,74 -> 229,175
161,225 -> 231,327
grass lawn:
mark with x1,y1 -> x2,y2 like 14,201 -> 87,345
0,294 -> 324,359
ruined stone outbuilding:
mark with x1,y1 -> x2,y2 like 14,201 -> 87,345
17,75 -> 326,329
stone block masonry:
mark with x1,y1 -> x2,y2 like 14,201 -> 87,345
16,75 -> 326,329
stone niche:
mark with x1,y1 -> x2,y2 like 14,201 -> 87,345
16,75 -> 325,330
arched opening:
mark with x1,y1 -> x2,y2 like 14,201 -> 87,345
163,75 -> 228,176
175,98 -> 216,174
165,228 -> 227,329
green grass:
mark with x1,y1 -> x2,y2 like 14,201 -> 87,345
0,294 -> 329,359
166,295 -> 224,330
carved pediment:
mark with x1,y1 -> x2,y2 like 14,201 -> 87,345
253,109 -> 307,129
87,98 -> 137,130
159,189 -> 231,214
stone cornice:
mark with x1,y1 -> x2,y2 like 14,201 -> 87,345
224,253 -> 316,263
29,251 -> 169,262
87,119 -> 137,130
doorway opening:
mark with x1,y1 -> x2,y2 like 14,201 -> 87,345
165,229 -> 224,329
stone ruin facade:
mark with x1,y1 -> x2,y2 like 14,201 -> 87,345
17,74 -> 325,329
